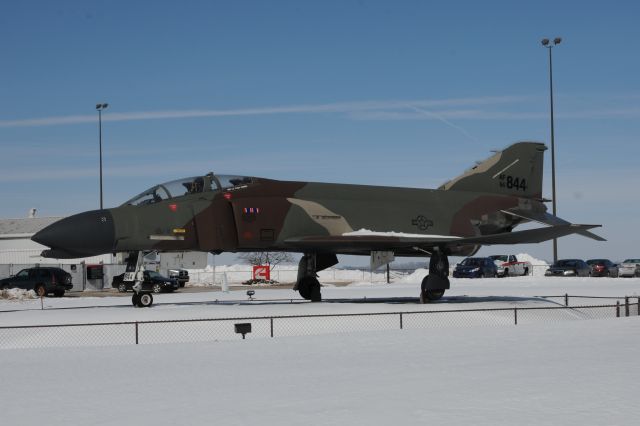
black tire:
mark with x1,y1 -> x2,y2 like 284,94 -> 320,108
524,267 -> 529,276
54,289 -> 65,297
152,283 -> 162,294
138,293 -> 153,307
35,284 -> 46,297
504,268 -> 509,277
179,282 -> 185,288
298,276 -> 321,302
421,289 -> 445,302
479,273 -> 485,278
117,283 -> 127,293
132,293 -> 140,306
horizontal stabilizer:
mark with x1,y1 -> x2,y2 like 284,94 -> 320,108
502,209 -> 606,241
447,224 -> 601,246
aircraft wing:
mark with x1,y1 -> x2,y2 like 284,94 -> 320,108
283,224 -> 602,252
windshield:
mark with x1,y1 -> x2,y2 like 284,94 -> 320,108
123,174 -> 254,206
146,271 -> 161,279
489,255 -> 508,262
461,258 -> 482,267
586,259 -> 606,265
554,260 -> 578,267
124,176 -> 213,206
623,259 -> 640,264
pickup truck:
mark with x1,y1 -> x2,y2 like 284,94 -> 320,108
489,255 -> 532,277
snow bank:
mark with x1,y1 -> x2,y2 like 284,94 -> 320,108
0,288 -> 37,301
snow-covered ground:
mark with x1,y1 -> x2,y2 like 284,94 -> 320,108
1,276 -> 639,425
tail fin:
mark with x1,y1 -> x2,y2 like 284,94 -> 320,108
439,142 -> 546,199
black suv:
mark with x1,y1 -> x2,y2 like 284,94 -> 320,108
0,267 -> 73,297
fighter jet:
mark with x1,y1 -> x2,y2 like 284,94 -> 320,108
32,141 -> 603,307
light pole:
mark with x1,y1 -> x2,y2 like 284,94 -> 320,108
541,37 -> 561,263
96,103 -> 109,210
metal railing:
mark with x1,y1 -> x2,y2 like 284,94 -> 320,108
1,297 -> 638,350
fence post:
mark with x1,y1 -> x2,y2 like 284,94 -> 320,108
638,297 -> 640,316
135,322 -> 139,344
399,313 -> 403,330
514,307 -> 518,325
270,317 -> 274,338
625,297 -> 630,317
616,301 -> 620,318
564,293 -> 569,307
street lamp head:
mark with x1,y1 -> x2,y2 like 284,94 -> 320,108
96,103 -> 109,110
541,38 -> 550,46
553,37 -> 562,45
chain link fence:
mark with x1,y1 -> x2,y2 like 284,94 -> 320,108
189,264 -> 555,285
1,297 -> 638,350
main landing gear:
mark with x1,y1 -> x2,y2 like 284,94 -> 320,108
295,253 -> 338,302
420,249 -> 450,303
124,251 -> 154,308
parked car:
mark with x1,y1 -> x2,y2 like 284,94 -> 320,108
112,270 -> 179,293
586,259 -> 619,277
544,259 -> 591,277
489,254 -> 532,277
453,257 -> 498,278
618,259 -> 640,277
168,269 -> 189,287
0,267 -> 73,297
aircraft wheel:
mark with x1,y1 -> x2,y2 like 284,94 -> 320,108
137,293 -> 153,308
298,276 -> 322,302
419,275 -> 446,303
420,288 -> 445,303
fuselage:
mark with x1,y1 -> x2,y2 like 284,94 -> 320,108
32,175 -> 544,259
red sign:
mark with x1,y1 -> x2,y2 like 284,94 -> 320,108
252,265 -> 270,281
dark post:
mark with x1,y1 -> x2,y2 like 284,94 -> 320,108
625,297 -> 629,317
96,103 -> 109,210
541,38 -> 562,263
616,301 -> 620,318
135,322 -> 139,344
514,307 -> 518,325
399,312 -> 403,330
386,264 -> 390,284
270,317 -> 274,338
564,293 -> 568,307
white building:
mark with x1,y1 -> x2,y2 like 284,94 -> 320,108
0,215 -> 118,290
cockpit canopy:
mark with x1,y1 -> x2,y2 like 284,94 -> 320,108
123,174 -> 254,206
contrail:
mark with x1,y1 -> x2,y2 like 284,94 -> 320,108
409,105 -> 478,142
0,96 -> 532,128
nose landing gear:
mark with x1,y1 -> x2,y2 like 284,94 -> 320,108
124,251 -> 154,308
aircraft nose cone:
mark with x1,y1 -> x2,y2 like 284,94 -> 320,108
32,210 -> 116,258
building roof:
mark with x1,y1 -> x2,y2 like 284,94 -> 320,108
0,217 -> 63,237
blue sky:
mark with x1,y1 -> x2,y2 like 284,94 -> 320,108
1,0 -> 639,264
